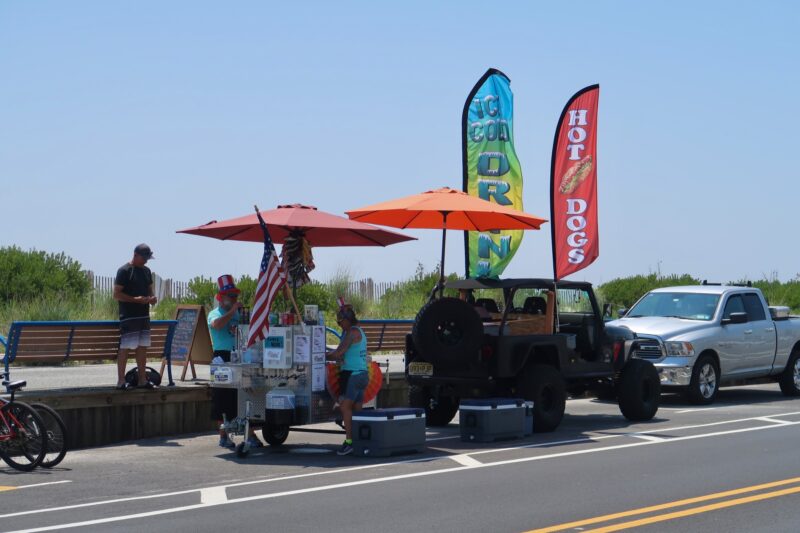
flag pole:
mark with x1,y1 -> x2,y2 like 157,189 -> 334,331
255,204 -> 302,319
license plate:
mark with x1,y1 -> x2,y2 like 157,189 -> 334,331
408,362 -> 433,376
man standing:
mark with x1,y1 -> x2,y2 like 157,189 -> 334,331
208,275 -> 263,449
113,244 -> 158,390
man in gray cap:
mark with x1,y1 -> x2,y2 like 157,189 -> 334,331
113,244 -> 158,389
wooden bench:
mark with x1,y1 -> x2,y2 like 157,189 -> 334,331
327,319 -> 414,353
1,320 -> 179,388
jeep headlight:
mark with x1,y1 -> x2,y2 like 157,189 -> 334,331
666,341 -> 695,357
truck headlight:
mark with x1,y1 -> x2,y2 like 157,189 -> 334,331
666,341 -> 695,357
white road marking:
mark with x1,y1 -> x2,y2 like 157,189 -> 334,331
15,481 -> 72,490
449,454 -> 482,467
7,410 -> 800,525
754,416 -> 792,425
676,408 -> 717,414
200,486 -> 227,505
425,435 -> 461,442
8,420 -> 800,533
628,434 -> 666,442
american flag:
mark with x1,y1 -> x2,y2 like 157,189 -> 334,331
247,209 -> 286,347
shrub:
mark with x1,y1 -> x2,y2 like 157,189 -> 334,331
0,246 -> 91,303
598,273 -> 700,310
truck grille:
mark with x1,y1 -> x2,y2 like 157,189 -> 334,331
633,339 -> 664,360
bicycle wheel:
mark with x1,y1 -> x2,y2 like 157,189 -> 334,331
31,403 -> 68,468
0,401 -> 47,471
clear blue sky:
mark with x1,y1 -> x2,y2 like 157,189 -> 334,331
2,1 -> 798,285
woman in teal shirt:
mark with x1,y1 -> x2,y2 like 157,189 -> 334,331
326,305 -> 368,456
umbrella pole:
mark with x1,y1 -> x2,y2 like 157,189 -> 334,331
438,211 -> 449,299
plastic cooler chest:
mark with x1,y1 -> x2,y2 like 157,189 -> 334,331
352,408 -> 426,457
459,398 -> 532,442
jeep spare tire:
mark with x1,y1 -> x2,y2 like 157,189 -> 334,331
617,359 -> 660,421
412,298 -> 483,368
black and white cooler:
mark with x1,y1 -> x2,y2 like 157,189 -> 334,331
351,408 -> 426,457
459,398 -> 527,442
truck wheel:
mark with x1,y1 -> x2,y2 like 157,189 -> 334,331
262,424 -> 290,446
617,359 -> 660,421
518,364 -> 566,432
686,354 -> 719,405
778,350 -> 800,397
408,385 -> 458,427
412,298 -> 483,368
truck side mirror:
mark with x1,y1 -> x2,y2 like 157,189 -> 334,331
722,312 -> 748,325
618,308 -> 629,318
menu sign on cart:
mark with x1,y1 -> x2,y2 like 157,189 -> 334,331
160,304 -> 213,381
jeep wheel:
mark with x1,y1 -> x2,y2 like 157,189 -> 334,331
408,385 -> 458,427
617,359 -> 660,421
517,364 -> 566,432
778,349 -> 800,397
412,298 -> 483,368
686,354 -> 719,405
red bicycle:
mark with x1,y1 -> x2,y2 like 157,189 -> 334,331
0,372 -> 48,471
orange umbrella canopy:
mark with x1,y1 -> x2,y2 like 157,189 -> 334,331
345,187 -> 547,231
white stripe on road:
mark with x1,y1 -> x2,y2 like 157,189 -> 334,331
754,416 -> 792,425
200,486 -> 228,505
449,454 -> 482,467
628,434 -> 666,443
16,481 -> 72,490
8,420 -> 800,533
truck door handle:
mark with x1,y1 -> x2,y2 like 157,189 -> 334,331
744,330 -> 753,335
765,328 -> 775,333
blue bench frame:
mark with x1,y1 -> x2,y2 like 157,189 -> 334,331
1,320 -> 179,390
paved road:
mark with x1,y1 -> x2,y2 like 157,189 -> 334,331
2,384 -> 800,532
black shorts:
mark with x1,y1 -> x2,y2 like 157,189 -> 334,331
119,317 -> 151,350
210,350 -> 238,421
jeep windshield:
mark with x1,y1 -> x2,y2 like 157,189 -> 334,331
627,292 -> 720,321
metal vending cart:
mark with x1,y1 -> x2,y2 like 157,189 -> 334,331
210,313 -> 351,458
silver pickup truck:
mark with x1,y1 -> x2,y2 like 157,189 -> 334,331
607,284 -> 800,404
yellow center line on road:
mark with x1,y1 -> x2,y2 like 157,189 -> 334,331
586,485 -> 800,532
525,476 -> 800,533
0,486 -> 18,492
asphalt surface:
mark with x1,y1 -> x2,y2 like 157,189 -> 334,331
2,384 -> 800,532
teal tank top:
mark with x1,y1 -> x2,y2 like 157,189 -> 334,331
341,326 -> 368,372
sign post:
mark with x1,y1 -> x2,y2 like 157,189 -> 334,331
160,304 -> 213,381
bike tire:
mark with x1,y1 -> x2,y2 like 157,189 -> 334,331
31,403 -> 68,468
0,401 -> 48,471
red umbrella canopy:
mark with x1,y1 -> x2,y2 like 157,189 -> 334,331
345,187 -> 547,231
177,204 -> 415,247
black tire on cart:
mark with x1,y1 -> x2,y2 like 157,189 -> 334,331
30,403 -> 68,468
262,424 -> 290,446
686,353 -> 719,405
235,442 -> 249,458
408,385 -> 458,427
617,359 -> 661,421
412,298 -> 483,368
778,349 -> 800,397
517,364 -> 566,432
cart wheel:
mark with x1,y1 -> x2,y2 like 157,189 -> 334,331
262,424 -> 290,446
235,442 -> 249,458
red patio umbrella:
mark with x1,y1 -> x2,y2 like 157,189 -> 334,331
177,204 -> 415,247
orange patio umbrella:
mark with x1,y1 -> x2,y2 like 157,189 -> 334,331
346,187 -> 547,292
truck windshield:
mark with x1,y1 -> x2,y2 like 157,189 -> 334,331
627,292 -> 720,321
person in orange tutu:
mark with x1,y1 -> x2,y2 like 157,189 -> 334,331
326,305 -> 368,456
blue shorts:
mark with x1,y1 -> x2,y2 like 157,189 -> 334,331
341,370 -> 369,403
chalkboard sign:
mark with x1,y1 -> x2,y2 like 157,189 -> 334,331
160,305 -> 213,381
